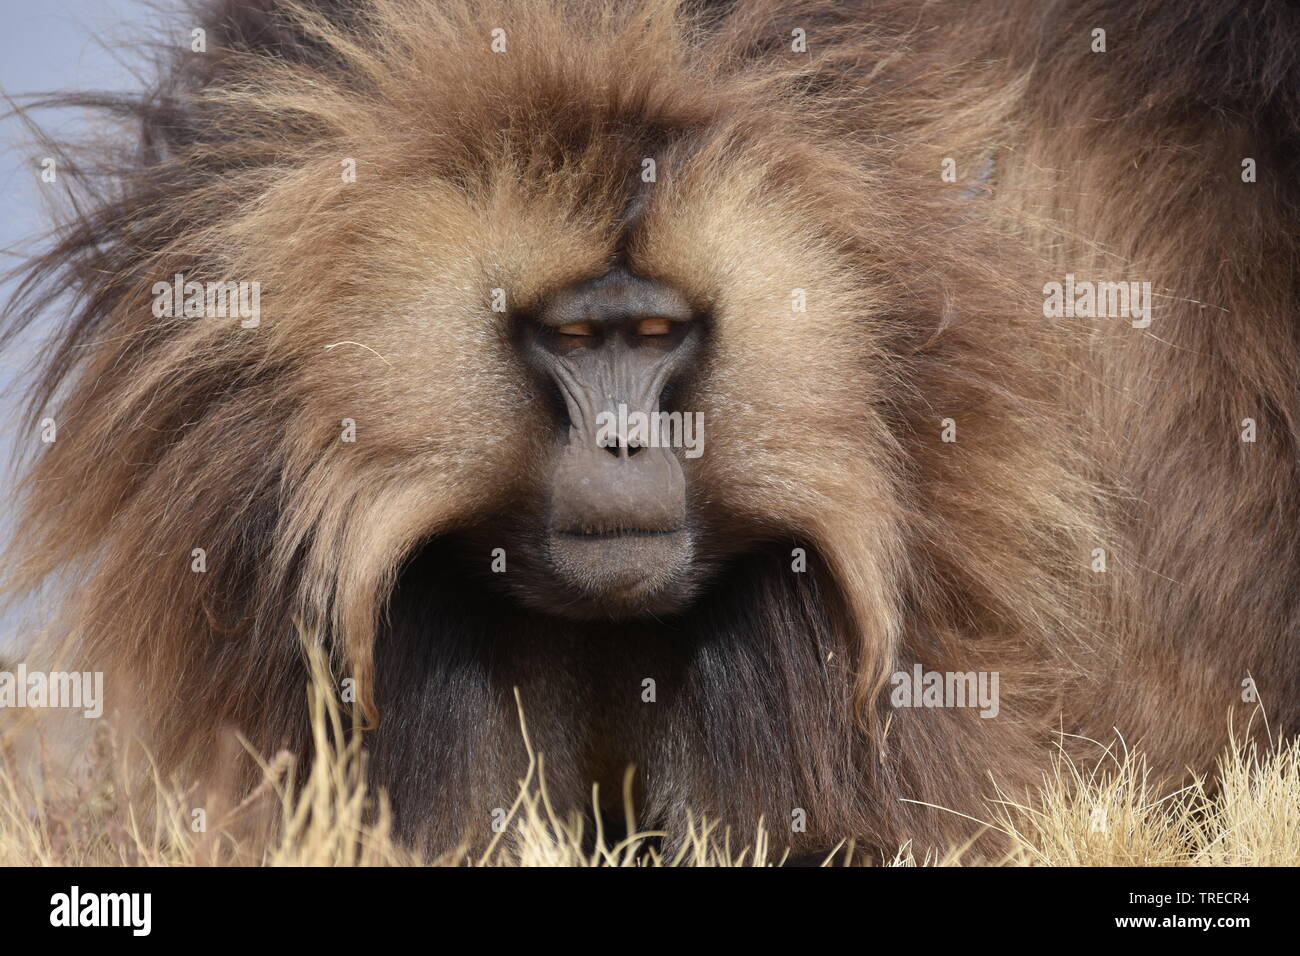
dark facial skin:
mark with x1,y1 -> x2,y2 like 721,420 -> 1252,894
501,267 -> 709,620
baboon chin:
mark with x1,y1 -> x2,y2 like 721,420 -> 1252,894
5,0 -> 1300,861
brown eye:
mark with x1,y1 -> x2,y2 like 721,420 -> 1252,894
556,322 -> 597,337
635,318 -> 675,337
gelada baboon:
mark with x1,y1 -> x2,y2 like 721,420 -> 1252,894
3,0 -> 1298,859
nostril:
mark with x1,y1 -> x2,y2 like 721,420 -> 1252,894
599,437 -> 646,459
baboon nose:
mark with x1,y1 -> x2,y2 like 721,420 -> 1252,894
602,436 -> 645,459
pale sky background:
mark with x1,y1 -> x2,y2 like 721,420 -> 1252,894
1,0 -> 155,653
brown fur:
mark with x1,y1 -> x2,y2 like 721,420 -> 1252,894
2,0 -> 1297,858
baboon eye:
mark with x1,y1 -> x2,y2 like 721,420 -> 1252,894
635,318 -> 675,337
556,321 -> 597,338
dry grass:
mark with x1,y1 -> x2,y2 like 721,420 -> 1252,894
2,665 -> 1296,867
983,731 -> 1300,867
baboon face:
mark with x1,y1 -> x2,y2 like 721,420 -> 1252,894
509,266 -> 706,618
298,119 -> 894,626
254,45 -> 903,628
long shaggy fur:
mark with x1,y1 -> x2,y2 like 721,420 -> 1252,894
3,0 -> 1297,857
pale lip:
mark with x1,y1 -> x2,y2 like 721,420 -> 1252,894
546,527 -> 692,604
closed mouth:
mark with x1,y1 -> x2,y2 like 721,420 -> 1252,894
545,526 -> 695,609
552,527 -> 685,540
